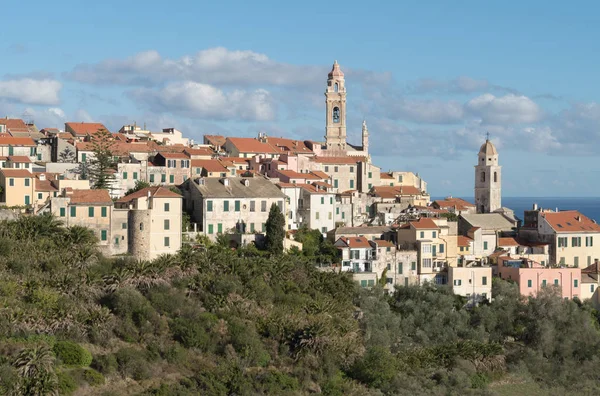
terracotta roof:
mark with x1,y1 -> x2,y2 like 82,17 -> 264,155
8,156 -> 31,163
298,183 -> 329,194
498,237 -> 519,247
116,186 -> 181,203
0,137 -> 36,146
409,218 -> 439,230
204,135 -> 226,147
221,157 -> 250,164
372,239 -> 395,248
277,169 -> 321,180
380,172 -> 394,180
112,133 -> 129,141
310,170 -> 329,179
226,137 -> 279,154
191,159 -> 227,173
339,236 -> 371,249
265,137 -> 313,154
542,210 -> 600,233
66,122 -> 108,136
35,179 -> 58,192
184,147 -> 214,157
313,156 -> 365,164
433,197 -> 475,210
0,118 -> 28,130
277,182 -> 299,188
69,189 -> 112,204
489,250 -> 509,259
371,185 -> 421,198
457,236 -> 473,247
1,169 -> 32,177
312,181 -> 333,188
582,261 -> 600,274
56,133 -> 73,140
157,151 -> 189,159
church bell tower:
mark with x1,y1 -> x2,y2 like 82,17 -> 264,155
474,138 -> 502,213
325,61 -> 347,152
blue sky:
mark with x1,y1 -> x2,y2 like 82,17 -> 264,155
2,0 -> 600,197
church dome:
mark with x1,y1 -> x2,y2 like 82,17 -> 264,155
479,139 -> 497,156
328,60 -> 344,78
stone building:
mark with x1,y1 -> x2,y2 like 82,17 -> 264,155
114,186 -> 182,260
475,138 -> 502,213
182,175 -> 287,240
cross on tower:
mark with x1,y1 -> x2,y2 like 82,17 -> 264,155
485,131 -> 490,141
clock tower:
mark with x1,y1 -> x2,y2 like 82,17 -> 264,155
325,61 -> 347,152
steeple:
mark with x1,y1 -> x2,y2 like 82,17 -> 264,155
474,138 -> 501,213
362,120 -> 369,154
325,60 -> 347,152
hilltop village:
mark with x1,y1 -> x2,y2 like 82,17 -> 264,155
1,61 -> 599,306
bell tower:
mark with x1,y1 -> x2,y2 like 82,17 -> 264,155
474,137 -> 502,213
361,120 -> 369,154
325,61 -> 347,152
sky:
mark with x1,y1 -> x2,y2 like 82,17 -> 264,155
2,0 -> 600,197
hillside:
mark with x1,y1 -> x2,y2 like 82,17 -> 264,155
0,214 -> 600,395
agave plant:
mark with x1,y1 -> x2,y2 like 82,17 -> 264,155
13,344 -> 58,396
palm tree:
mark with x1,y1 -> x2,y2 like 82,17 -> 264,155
13,345 -> 58,396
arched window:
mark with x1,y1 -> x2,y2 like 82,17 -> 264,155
480,205 -> 485,213
334,83 -> 339,92
494,172 -> 498,183
480,172 -> 485,182
333,107 -> 340,123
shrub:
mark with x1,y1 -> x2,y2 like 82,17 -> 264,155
170,313 -> 220,351
53,341 -> 93,367
57,371 -> 78,395
91,353 -> 117,375
115,347 -> 152,380
83,368 -> 105,386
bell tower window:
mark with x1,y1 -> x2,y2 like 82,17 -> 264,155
480,172 -> 485,182
494,172 -> 498,183
333,107 -> 340,123
334,83 -> 339,92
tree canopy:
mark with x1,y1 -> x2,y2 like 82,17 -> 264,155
264,203 -> 285,255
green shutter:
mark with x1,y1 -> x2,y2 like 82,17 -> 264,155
161,174 -> 166,183
528,279 -> 532,288
122,222 -> 127,229
101,207 -> 107,217
398,263 -> 403,274
164,237 -> 170,247
235,200 -> 240,211
88,207 -> 94,217
101,230 -> 107,241
207,200 -> 213,212
123,171 -> 128,180
224,201 -> 229,212
164,203 -> 170,212
217,223 -> 223,233
164,219 -> 170,230
133,172 -> 138,180
70,206 -> 76,217
170,175 -> 174,183
150,174 -> 155,183
208,224 -> 214,234
60,207 -> 65,217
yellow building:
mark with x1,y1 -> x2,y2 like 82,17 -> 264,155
0,169 -> 34,206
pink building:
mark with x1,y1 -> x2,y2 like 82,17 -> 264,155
497,256 -> 581,299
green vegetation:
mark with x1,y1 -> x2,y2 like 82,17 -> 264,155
1,215 -> 600,394
87,128 -> 116,189
265,203 -> 285,254
124,180 -> 151,197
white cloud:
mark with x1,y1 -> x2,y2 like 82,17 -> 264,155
466,93 -> 542,124
391,99 -> 464,124
0,78 -> 61,105
129,81 -> 276,121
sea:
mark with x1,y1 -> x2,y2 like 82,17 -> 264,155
435,197 -> 600,222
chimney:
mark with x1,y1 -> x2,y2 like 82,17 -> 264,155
242,179 -> 249,187
595,259 -> 599,274
221,178 -> 230,186
576,215 -> 581,222
39,173 -> 46,181
147,190 -> 151,199
533,203 -> 538,211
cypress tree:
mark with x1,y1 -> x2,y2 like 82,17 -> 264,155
265,203 -> 285,254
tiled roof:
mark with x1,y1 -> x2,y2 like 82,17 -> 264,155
380,172 -> 394,180
542,210 -> 600,233
184,147 -> 214,157
66,122 -> 108,136
157,151 -> 189,159
116,186 -> 181,203
298,183 -> 329,194
0,137 -> 36,146
35,179 -> 58,192
204,135 -> 226,147
8,156 -> 31,163
371,185 -> 421,198
372,239 -> 395,248
498,237 -> 519,246
457,236 -> 473,247
310,170 -> 329,179
266,137 -> 313,154
0,118 -> 28,130
410,218 -> 439,230
191,159 -> 228,173
69,189 -> 112,204
277,169 -> 321,180
312,156 -> 366,164
339,236 -> 372,249
76,141 -> 158,155
226,137 -> 279,154
433,197 -> 475,210
221,157 -> 250,164
1,169 -> 32,177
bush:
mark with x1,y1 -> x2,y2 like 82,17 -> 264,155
83,368 -> 105,386
57,371 -> 78,395
115,347 -> 152,380
91,353 -> 117,375
53,341 -> 92,367
170,313 -> 220,351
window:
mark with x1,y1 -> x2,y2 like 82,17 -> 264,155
342,212 -> 345,219
196,168 -> 200,174
334,179 -> 338,188
321,197 -> 324,205
572,237 -> 582,247
164,219 -> 170,230
224,201 -> 229,212
453,279 -> 462,286
482,276 -> 488,285
527,279 -> 532,288
101,230 -> 107,241
81,153 -> 86,162
101,207 -> 107,217
432,231 -> 436,238
411,262 -> 416,271
591,285 -> 595,293
558,237 -> 568,247
574,256 -> 579,267
250,223 -> 255,233
180,160 -> 189,168
367,280 -> 375,287
70,206 -> 76,217
330,197 -> 333,205
422,244 -> 431,254
122,222 -> 127,229
422,258 -> 432,268
169,175 -> 174,183
480,172 -> 485,182
554,279 -> 559,286
123,171 -> 128,180
316,212 -> 320,220
261,223 -> 265,232
164,203 -> 170,212
349,180 -> 354,189
161,174 -> 166,183
261,200 -> 267,212
24,196 -> 30,205
493,172 -> 498,182
334,166 -> 339,172
250,200 -> 255,212
150,174 -> 155,183
368,171 -> 372,178
207,201 -> 213,212
460,246 -> 464,252
88,207 -> 94,217
420,231 -> 424,238
328,212 -> 332,220
386,247 -> 391,252
115,237 -> 119,245
164,237 -> 170,247
439,244 -> 444,253
360,280 -> 367,288
22,178 -> 30,187
8,178 -> 13,187
133,172 -> 138,180
235,200 -> 240,211
350,166 -> 354,172
208,224 -> 214,234
483,241 -> 488,250
325,166 -> 329,172
37,193 -> 42,200
398,263 -> 403,274
60,208 -> 65,217
368,183 -> 372,189
574,279 -> 579,288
